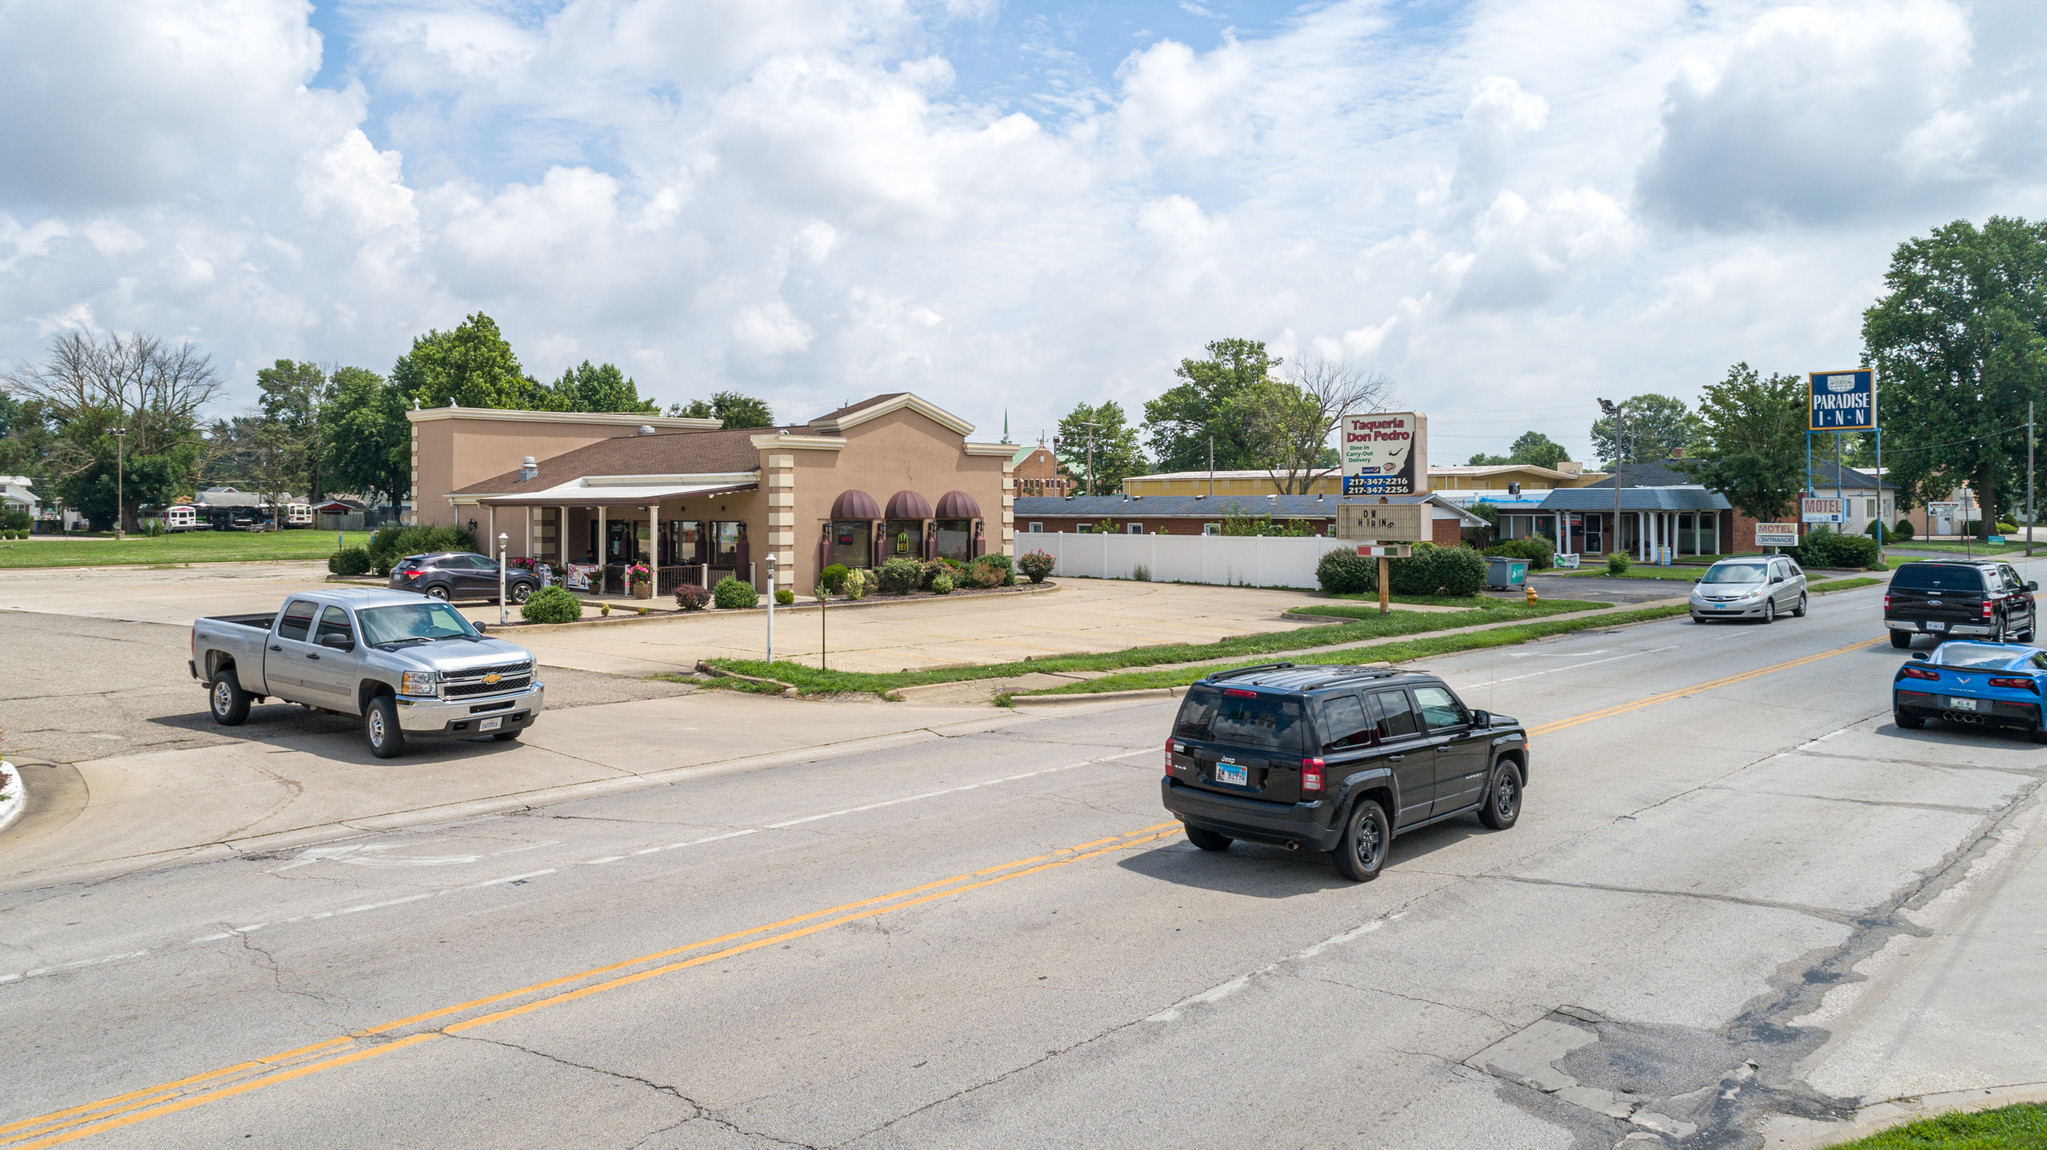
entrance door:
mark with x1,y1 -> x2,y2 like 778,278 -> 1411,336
1583,514 -> 1604,555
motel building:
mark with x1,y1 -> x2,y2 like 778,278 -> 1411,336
408,393 -> 1014,597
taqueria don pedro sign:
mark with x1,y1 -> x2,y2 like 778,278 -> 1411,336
1340,412 -> 1429,496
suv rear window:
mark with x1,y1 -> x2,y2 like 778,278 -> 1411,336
1175,686 -> 1306,754
1891,564 -> 1987,592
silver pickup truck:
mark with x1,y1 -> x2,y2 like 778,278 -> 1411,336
190,589 -> 546,758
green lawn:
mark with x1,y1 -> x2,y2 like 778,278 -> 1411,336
692,599 -> 1612,698
0,531 -> 371,569
1820,1103 -> 2047,1149
1556,565 -> 1704,581
1307,595 -> 1605,615
1012,604 -> 1692,696
1893,540 -> 2033,556
1811,576 -> 1884,594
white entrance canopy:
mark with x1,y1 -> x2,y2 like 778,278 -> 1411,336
476,479 -> 756,508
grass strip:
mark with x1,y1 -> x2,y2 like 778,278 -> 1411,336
1811,577 -> 1883,594
1014,604 -> 1690,696
1818,1102 -> 2047,1148
1555,565 -> 1703,581
0,531 -> 374,569
1294,598 -> 1607,621
1323,592 -> 1555,608
692,599 -> 1611,698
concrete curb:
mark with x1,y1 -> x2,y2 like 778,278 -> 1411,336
0,762 -> 22,838
492,580 -> 1063,635
1008,687 -> 1187,706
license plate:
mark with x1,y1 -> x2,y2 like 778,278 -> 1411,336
480,717 -> 503,731
1214,762 -> 1248,786
1947,697 -> 1979,712
1926,622 -> 1946,631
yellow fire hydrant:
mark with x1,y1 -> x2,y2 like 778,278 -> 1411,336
1525,584 -> 1539,606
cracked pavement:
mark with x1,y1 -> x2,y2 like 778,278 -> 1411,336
4,573 -> 2047,1148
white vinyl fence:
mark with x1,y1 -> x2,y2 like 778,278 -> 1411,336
1023,532 -> 1355,589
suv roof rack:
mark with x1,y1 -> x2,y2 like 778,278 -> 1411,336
1303,669 -> 1402,690
1205,662 -> 1295,682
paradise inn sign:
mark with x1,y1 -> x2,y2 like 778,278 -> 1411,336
1809,369 -> 1875,431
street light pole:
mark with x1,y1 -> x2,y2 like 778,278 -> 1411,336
111,427 -> 127,541
498,532 -> 510,625
765,553 -> 777,665
1597,400 -> 1622,560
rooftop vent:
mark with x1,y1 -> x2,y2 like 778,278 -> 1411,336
516,456 -> 539,483
637,425 -> 656,436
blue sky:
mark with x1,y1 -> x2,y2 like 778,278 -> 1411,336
2,0 -> 2044,465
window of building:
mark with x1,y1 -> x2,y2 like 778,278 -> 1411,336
1077,523 -> 1093,533
711,521 -> 745,569
1028,522 -> 1043,533
829,521 -> 872,568
934,518 -> 973,560
1866,498 -> 1877,517
1126,523 -> 1144,534
1203,523 -> 1220,536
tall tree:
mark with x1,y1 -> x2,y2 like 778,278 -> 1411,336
1589,394 -> 1702,467
1224,359 -> 1393,493
668,391 -> 775,429
391,313 -> 529,409
1864,216 -> 2047,539
1055,401 -> 1147,495
254,359 -> 333,504
1508,430 -> 1570,469
1675,363 -> 1808,521
536,361 -> 658,414
322,367 -> 411,508
1144,338 -> 1281,472
1,330 -> 221,530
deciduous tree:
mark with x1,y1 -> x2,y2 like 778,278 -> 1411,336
669,391 -> 775,429
1676,363 -> 1808,521
1224,359 -> 1393,493
1056,401 -> 1147,494
1589,394 -> 1702,467
1144,338 -> 1280,473
322,367 -> 411,508
538,361 -> 657,414
391,313 -> 529,409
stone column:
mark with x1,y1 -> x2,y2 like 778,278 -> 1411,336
765,453 -> 797,595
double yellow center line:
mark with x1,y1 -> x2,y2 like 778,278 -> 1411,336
4,630 -> 1888,1145
0,824 -> 1181,1149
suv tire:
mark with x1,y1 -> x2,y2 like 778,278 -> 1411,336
1762,598 -> 1776,624
1332,798 -> 1390,882
1792,593 -> 1807,618
208,669 -> 251,726
1184,825 -> 1232,852
509,581 -> 533,605
1478,761 -> 1521,830
424,584 -> 452,601
365,695 -> 406,759
1890,631 -> 1911,649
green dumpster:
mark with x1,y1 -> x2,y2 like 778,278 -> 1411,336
1485,556 -> 1529,591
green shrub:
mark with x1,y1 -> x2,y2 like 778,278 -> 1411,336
1128,563 -> 1151,584
820,564 -> 850,593
1891,518 -> 1915,540
1789,525 -> 1882,569
877,557 -> 923,594
1316,542 -> 1486,596
843,568 -> 870,600
972,553 -> 1016,586
919,559 -> 960,590
1998,520 -> 2019,534
1863,519 -> 1883,537
931,572 -> 955,594
519,585 -> 583,624
1016,549 -> 1055,584
1607,552 -> 1631,576
367,524 -> 478,576
712,576 -> 758,609
775,588 -> 795,606
327,547 -> 372,576
675,584 -> 711,611
0,508 -> 30,533
1484,536 -> 1555,570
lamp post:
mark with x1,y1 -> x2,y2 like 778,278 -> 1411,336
764,552 -> 777,665
498,532 -> 510,625
1597,400 -> 1623,560
111,427 -> 127,540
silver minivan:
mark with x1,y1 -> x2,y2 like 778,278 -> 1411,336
1690,556 -> 1808,623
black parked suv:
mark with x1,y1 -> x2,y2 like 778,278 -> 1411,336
1884,561 -> 2037,648
388,552 -> 538,605
1161,663 -> 1528,882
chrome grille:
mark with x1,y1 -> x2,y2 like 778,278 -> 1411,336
442,660 -> 535,699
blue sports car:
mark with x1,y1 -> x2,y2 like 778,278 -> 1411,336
1894,641 -> 2047,743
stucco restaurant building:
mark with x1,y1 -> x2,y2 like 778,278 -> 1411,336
409,393 -> 1014,596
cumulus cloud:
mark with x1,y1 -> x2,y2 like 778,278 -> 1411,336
0,0 -> 2044,463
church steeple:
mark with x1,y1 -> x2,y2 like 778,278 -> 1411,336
1002,410 -> 1012,444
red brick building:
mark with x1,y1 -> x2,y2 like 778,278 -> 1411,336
1011,444 -> 1072,498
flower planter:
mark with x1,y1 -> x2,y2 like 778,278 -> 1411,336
632,583 -> 653,600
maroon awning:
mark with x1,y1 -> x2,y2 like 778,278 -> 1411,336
934,489 -> 981,519
885,490 -> 932,519
830,489 -> 882,519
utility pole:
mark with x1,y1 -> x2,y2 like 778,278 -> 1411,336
2030,400 -> 2036,558
111,427 -> 127,541
1597,400 -> 1622,560
1208,435 -> 1214,497
1054,417 -> 1102,498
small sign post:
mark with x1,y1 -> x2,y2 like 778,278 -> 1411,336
1754,523 -> 1798,549
1334,495 -> 1425,617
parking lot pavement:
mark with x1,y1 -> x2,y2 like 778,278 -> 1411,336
1525,572 -> 1692,604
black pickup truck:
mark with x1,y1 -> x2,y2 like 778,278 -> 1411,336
1885,560 -> 2038,648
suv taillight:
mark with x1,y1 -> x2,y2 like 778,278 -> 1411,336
1164,738 -> 1175,775
1301,757 -> 1325,793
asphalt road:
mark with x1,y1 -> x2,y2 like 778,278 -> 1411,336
4,575 -> 2045,1149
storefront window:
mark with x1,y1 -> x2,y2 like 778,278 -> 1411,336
883,520 -> 922,559
712,521 -> 745,569
830,521 -> 872,568
935,518 -> 973,560
663,520 -> 703,566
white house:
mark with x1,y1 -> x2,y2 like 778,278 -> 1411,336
0,475 -> 39,517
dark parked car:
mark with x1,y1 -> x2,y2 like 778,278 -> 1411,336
388,552 -> 537,605
1161,663 -> 1528,882
1884,561 -> 2037,648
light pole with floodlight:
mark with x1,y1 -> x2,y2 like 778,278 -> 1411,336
111,427 -> 127,540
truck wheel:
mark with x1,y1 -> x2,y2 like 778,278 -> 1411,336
1332,798 -> 1390,882
365,696 -> 406,759
208,670 -> 251,726
1184,825 -> 1232,852
1478,761 -> 1521,830
1890,631 -> 1912,649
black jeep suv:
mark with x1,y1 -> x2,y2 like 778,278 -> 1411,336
1162,663 -> 1529,882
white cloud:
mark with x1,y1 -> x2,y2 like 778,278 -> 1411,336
0,0 -> 2043,465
